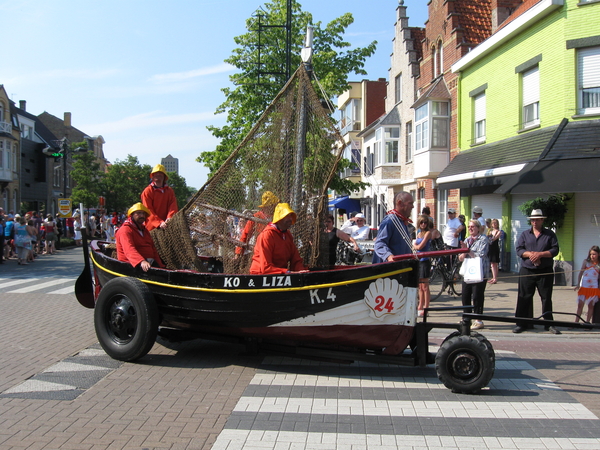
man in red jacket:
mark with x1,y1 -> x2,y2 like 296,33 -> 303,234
141,164 -> 178,231
250,203 -> 308,275
116,203 -> 165,272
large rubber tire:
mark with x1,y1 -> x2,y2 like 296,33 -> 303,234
441,331 -> 495,356
429,264 -> 445,301
435,334 -> 495,394
94,277 -> 159,362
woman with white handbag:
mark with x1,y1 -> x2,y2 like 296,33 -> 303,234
458,219 -> 490,330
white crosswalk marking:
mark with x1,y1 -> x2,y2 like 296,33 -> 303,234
0,277 -> 75,294
50,285 -> 75,295
0,278 -> 41,288
9,278 -> 75,293
214,351 -> 600,450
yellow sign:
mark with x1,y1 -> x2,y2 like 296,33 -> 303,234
58,198 -> 72,218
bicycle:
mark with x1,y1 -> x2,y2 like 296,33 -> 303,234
429,253 -> 463,300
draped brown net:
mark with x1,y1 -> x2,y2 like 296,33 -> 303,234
152,65 -> 345,273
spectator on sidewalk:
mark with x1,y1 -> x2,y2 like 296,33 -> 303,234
574,245 -> 600,324
513,209 -> 560,335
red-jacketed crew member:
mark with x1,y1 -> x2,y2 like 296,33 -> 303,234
141,164 -> 178,231
250,203 -> 308,275
116,203 -> 165,272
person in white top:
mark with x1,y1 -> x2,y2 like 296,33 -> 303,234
340,213 -> 370,240
472,206 -> 486,235
442,208 -> 464,249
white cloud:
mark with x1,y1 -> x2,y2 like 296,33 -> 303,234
149,63 -> 234,83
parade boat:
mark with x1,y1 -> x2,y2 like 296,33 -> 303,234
75,63 -> 495,394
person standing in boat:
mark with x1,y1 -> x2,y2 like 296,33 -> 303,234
372,192 -> 415,263
235,191 -> 280,258
141,164 -> 179,231
249,203 -> 308,274
116,203 -> 165,272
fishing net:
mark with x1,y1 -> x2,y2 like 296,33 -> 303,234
152,65 -> 345,273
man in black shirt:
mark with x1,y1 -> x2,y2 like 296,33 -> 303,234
513,209 -> 560,334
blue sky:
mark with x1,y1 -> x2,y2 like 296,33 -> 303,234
1,0 -> 427,190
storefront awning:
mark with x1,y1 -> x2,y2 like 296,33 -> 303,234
328,196 -> 361,212
495,159 -> 600,194
436,124 -> 560,191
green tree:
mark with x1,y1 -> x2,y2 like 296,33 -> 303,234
198,0 -> 377,180
167,171 -> 196,209
102,155 -> 152,214
518,194 -> 569,230
71,142 -> 103,209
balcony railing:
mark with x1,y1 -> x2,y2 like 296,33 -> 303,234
0,121 -> 12,134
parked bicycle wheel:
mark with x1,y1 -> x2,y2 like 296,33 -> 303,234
449,260 -> 463,297
429,258 -> 446,301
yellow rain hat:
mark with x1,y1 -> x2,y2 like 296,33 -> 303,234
127,202 -> 152,217
150,164 -> 168,180
272,203 -> 296,225
258,191 -> 280,208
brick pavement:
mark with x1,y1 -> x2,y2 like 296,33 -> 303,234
1,252 -> 599,449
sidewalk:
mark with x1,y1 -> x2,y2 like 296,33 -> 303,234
427,270 -> 598,335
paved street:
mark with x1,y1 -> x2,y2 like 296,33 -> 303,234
0,248 -> 599,449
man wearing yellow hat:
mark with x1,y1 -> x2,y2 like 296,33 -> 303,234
249,203 -> 308,274
235,191 -> 280,257
116,203 -> 165,271
141,164 -> 179,231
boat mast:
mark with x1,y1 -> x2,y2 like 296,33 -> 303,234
291,26 -> 313,210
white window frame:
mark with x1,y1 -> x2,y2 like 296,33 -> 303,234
437,189 -> 448,232
474,92 -> 486,144
383,127 -> 400,164
340,99 -> 362,135
578,46 -> 600,115
415,103 -> 429,151
395,73 -> 402,104
522,66 -> 540,128
405,121 -> 413,163
0,140 -> 4,169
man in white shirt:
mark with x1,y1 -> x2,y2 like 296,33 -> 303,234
443,208 -> 464,249
473,206 -> 486,234
340,213 -> 370,240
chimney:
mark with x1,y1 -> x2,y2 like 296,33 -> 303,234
64,112 -> 72,127
491,0 -> 523,33
19,100 -> 26,111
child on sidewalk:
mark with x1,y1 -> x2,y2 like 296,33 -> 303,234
574,245 -> 600,324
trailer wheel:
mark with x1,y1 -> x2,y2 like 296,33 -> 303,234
94,277 -> 159,362
435,335 -> 495,394
441,331 -> 495,365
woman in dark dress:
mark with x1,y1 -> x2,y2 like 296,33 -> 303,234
324,214 -> 360,266
488,218 -> 501,284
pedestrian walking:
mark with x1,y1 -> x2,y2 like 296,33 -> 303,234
513,209 -> 561,334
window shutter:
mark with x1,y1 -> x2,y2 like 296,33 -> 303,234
522,67 -> 539,106
474,93 -> 486,122
579,46 -> 600,89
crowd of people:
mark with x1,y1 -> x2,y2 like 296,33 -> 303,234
0,209 -> 67,265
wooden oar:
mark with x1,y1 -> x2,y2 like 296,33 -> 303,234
75,229 -> 95,308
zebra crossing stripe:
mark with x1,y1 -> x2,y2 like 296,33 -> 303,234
50,285 -> 75,295
214,350 -> 600,449
9,278 -> 75,293
233,397 -> 596,419
0,278 -> 41,288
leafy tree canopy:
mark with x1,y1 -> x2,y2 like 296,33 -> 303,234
198,0 -> 377,188
71,142 -> 103,209
101,155 -> 194,214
